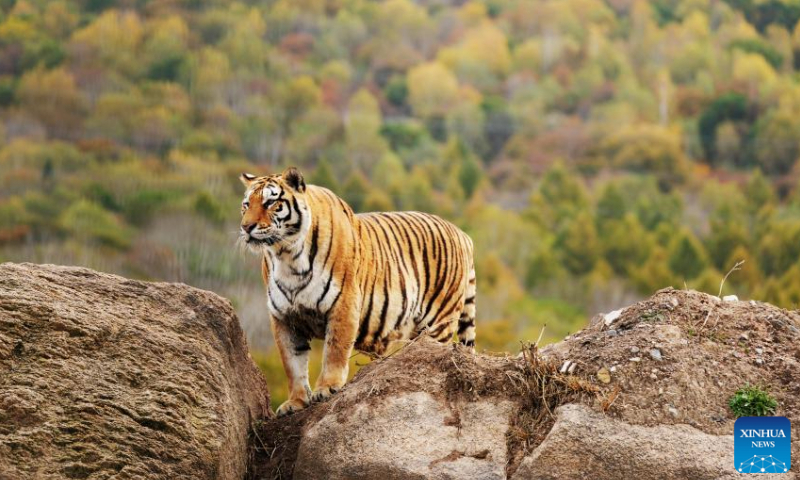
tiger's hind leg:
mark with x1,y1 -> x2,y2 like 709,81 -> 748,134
429,314 -> 459,344
457,267 -> 476,348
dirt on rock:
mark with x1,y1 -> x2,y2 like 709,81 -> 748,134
544,288 -> 800,436
250,288 -> 800,479
0,263 -> 271,480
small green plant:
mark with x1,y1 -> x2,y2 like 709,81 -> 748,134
729,385 -> 777,417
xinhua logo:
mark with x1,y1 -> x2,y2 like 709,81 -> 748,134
735,416 -> 791,473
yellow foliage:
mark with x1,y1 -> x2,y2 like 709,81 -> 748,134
9,1 -> 37,18
71,10 -> 143,75
682,11 -> 710,40
145,15 -> 189,56
439,23 -> 511,79
191,47 -> 232,103
0,16 -> 38,43
17,67 -> 84,135
43,2 -> 78,38
601,124 -> 689,181
732,51 -> 777,90
513,39 -> 542,73
407,62 -> 459,117
459,2 -> 488,26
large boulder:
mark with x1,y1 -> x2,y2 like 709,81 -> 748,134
251,288 -> 800,479
511,403 -> 793,480
0,263 -> 271,480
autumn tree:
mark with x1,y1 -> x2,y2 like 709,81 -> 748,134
17,67 -> 84,138
668,228 -> 708,280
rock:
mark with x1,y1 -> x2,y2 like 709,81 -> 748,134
295,392 -> 511,480
654,324 -> 683,343
511,404 -> 742,480
629,357 -> 641,362
606,329 -> 618,337
560,360 -> 573,373
603,309 -> 624,326
649,348 -> 662,361
768,316 -> 786,330
630,346 -> 640,354
756,358 -> 764,365
756,347 -> 763,354
739,332 -> 749,341
667,406 -> 679,418
597,368 -> 611,384
0,263 -> 270,480
722,295 -> 739,302
291,341 -> 513,480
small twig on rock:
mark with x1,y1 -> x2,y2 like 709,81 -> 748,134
718,259 -> 745,298
700,309 -> 713,329
251,424 -> 269,453
534,324 -> 546,348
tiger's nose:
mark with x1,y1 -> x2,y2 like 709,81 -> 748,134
242,223 -> 257,234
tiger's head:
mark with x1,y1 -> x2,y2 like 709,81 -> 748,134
239,167 -> 310,251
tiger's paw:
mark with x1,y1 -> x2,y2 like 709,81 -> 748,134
275,397 -> 309,417
310,385 -> 339,403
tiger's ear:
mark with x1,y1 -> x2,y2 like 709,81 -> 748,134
282,167 -> 306,193
240,173 -> 257,187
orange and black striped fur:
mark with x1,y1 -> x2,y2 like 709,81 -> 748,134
239,168 -> 476,416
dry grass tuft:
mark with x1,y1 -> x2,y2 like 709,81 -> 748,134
504,342 -> 599,476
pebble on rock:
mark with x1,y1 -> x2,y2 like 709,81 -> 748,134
649,349 -> 663,361
597,368 -> 611,384
603,309 -> 624,326
559,360 -> 572,374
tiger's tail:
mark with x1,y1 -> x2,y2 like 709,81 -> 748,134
457,266 -> 476,348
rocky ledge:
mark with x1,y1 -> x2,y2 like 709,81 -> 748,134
251,288 -> 800,480
0,263 -> 271,480
2,263 -> 799,480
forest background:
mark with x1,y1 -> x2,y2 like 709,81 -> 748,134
2,0 -> 800,406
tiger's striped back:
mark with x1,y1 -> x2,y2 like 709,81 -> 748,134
352,211 -> 476,354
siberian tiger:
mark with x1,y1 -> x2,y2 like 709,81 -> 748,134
239,167 -> 476,417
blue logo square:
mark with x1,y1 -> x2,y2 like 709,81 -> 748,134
735,416 -> 791,473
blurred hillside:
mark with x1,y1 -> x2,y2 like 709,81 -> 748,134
2,0 -> 800,402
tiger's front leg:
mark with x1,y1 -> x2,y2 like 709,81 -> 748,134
311,291 -> 359,403
272,317 -> 312,417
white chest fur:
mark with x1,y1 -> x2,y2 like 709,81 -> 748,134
266,247 -> 341,317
